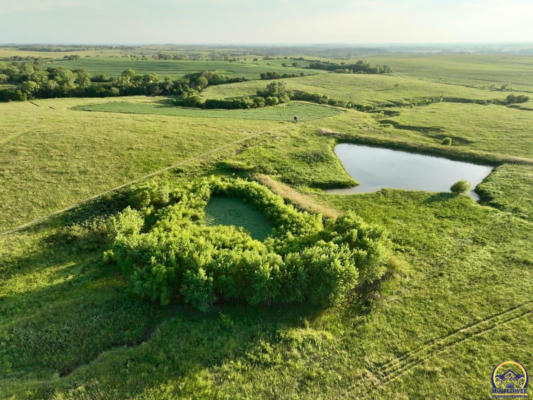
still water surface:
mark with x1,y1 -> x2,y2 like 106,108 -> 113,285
328,143 -> 493,200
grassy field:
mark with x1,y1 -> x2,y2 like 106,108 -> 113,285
386,103 -> 533,160
0,96 -> 294,232
367,55 -> 533,92
48,57 -> 318,79
1,55 -> 532,400
76,100 -> 343,121
205,196 -> 273,240
204,72 -> 513,106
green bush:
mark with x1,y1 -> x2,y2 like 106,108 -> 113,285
450,180 -> 471,195
107,177 -> 388,311
441,137 -> 453,146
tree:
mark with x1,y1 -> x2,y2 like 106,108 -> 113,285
121,68 -> 136,80
20,80 -> 39,96
195,75 -> 208,90
450,180 -> 471,195
73,69 -> 91,88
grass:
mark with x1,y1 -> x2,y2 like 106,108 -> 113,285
0,96 -> 286,232
386,103 -> 533,160
1,55 -> 533,400
478,164 -> 533,221
367,55 -> 533,92
204,72 -> 512,106
48,57 -> 318,79
204,196 -> 273,240
76,100 -> 343,121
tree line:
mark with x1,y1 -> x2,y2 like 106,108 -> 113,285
308,60 -> 391,74
0,61 -> 247,102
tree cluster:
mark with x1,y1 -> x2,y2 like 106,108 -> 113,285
0,61 -> 247,102
260,71 -> 303,80
308,60 -> 391,74
106,177 -> 389,311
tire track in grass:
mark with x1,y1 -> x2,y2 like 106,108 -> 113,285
369,301 -> 532,385
361,194 -> 533,396
0,131 -> 270,237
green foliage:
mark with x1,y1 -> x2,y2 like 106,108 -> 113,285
108,177 -> 388,310
450,180 -> 471,195
441,136 -> 453,145
308,60 -> 392,74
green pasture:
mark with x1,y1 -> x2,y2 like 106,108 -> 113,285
48,57 -> 317,79
367,55 -> 533,92
386,103 -> 533,160
0,97 -> 285,232
204,72 -> 511,106
76,100 -> 342,121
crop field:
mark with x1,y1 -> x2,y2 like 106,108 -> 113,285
1,54 -> 532,400
48,57 -> 317,79
77,100 -> 342,121
203,72 -> 514,106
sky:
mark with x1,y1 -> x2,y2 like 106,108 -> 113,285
1,0 -> 533,44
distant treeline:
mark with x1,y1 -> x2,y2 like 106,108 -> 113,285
0,61 -> 247,102
260,71 -> 304,80
308,60 -> 391,74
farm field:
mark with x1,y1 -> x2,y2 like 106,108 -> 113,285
0,53 -> 532,400
48,57 -> 317,79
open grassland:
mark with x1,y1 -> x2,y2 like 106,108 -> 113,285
204,72 -> 512,106
367,55 -> 533,92
0,96 -> 298,232
77,100 -> 343,121
386,103 -> 533,160
478,164 -> 533,221
48,57 -> 317,79
1,55 -> 533,400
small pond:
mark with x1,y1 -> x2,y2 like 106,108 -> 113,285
328,143 -> 493,200
204,196 -> 272,240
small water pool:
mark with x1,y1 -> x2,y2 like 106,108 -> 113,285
328,143 -> 493,200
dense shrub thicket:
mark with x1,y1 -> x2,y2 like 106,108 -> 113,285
0,61 -> 247,101
106,177 -> 388,311
308,60 -> 392,74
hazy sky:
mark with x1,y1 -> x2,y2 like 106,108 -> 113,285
1,0 -> 532,44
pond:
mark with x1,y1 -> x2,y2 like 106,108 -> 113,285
204,196 -> 273,240
327,143 -> 493,200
